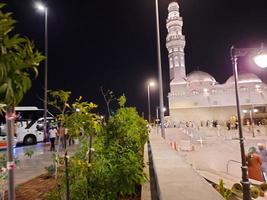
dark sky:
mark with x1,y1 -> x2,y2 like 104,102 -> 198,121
3,0 -> 267,118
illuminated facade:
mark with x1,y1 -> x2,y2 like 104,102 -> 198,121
167,2 -> 267,124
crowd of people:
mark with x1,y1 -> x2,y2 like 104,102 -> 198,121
47,124 -> 75,151
246,143 -> 267,182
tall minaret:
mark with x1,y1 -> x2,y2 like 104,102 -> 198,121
166,2 -> 186,84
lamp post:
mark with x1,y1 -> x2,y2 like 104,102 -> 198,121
147,81 -> 155,123
243,108 -> 258,137
35,2 -> 48,141
156,106 -> 166,133
154,0 -> 165,138
231,44 -> 267,200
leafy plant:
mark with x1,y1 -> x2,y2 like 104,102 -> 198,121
48,90 -> 71,127
0,3 -> 45,107
47,95 -> 149,200
0,4 -> 44,198
216,179 -> 232,200
24,148 -> 34,158
45,165 -> 56,178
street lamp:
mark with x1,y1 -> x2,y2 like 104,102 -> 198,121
243,108 -> 258,137
156,106 -> 166,134
147,81 -> 155,123
156,106 -> 166,120
35,2 -> 48,141
154,0 -> 165,138
231,44 -> 267,200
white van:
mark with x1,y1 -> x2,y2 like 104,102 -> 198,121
0,107 -> 55,146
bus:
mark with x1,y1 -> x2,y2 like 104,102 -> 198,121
0,106 -> 55,146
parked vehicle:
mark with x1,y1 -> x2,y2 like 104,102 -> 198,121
0,106 -> 55,146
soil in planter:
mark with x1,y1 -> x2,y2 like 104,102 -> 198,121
5,174 -> 56,200
4,175 -> 141,200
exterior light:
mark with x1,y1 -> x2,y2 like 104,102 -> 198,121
149,81 -> 155,87
253,109 -> 259,113
203,88 -> 208,92
147,80 -> 156,123
35,2 -> 46,12
243,110 -> 248,113
254,54 -> 267,68
163,107 -> 167,112
76,108 -> 80,112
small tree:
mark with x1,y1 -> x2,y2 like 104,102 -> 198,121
0,3 -> 44,200
100,87 -> 115,117
48,90 -> 71,128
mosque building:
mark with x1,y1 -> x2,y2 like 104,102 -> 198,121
166,2 -> 267,125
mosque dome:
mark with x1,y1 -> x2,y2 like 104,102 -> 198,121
226,73 -> 262,84
186,71 -> 216,85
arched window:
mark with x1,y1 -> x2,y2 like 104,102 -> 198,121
169,58 -> 173,68
174,56 -> 179,67
180,56 -> 184,67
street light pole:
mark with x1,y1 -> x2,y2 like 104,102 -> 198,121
231,46 -> 251,200
44,7 -> 48,142
147,84 -> 151,123
154,0 -> 165,138
231,44 -> 267,200
35,2 -> 48,141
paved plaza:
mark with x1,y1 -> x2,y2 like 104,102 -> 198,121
0,143 -> 77,185
156,126 -> 267,186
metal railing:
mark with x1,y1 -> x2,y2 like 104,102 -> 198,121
226,159 -> 241,174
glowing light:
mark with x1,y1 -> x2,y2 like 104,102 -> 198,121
149,81 -> 155,87
35,2 -> 46,12
254,54 -> 267,68
203,88 -> 208,93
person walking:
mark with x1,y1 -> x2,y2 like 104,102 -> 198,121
257,143 -> 267,180
246,147 -> 264,182
49,126 -> 57,151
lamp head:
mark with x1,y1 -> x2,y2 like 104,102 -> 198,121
149,81 -> 155,87
35,2 -> 46,12
254,54 -> 267,68
254,45 -> 267,68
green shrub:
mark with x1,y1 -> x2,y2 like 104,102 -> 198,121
46,96 -> 148,200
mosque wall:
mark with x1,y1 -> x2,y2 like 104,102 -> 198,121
169,87 -> 267,109
169,106 -> 240,125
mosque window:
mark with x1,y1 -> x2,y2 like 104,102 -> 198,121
174,56 -> 179,67
169,58 -> 173,68
191,90 -> 199,95
181,56 -> 184,67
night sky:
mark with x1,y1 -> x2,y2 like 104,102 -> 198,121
3,0 -> 267,118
